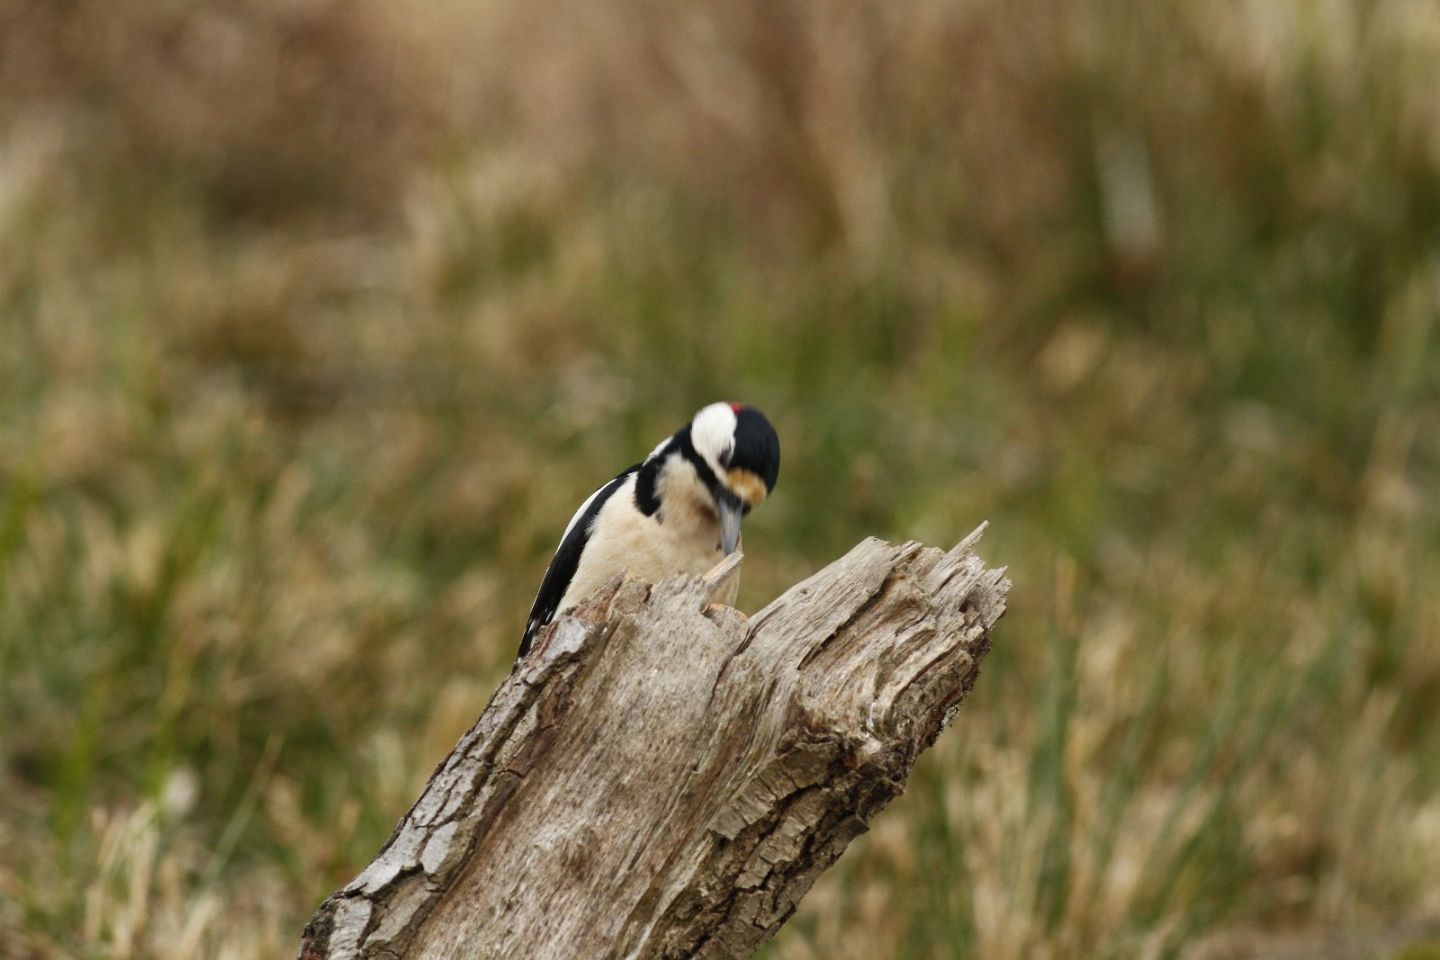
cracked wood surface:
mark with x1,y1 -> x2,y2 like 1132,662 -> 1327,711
299,526 -> 1010,960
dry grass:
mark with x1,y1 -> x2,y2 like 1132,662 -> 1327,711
2,1 -> 1440,957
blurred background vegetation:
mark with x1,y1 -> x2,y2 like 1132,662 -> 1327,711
2,0 -> 1439,957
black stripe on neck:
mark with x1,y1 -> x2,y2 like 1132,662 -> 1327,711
635,449 -> 664,516
678,429 -> 720,489
633,426 -> 729,519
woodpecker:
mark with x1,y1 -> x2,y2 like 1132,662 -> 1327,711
517,402 -> 780,659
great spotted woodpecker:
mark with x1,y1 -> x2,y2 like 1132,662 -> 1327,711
517,402 -> 780,658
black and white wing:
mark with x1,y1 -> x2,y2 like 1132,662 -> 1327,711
516,466 -> 637,658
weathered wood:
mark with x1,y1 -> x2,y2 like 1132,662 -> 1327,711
300,526 -> 1009,960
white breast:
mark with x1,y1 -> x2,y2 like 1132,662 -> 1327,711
557,468 -> 726,614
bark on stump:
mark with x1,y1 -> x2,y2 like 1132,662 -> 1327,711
300,526 -> 1010,959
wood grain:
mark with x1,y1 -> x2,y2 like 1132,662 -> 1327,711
300,526 -> 1009,959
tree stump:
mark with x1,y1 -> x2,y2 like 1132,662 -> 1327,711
300,526 -> 1010,959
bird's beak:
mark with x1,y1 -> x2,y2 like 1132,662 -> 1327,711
718,497 -> 744,556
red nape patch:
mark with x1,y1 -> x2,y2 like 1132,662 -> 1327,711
729,402 -> 745,413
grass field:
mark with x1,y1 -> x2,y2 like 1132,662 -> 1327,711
3,1 -> 1440,957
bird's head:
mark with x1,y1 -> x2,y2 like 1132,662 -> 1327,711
638,402 -> 780,555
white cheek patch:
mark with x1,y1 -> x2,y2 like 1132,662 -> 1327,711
690,402 -> 738,473
727,468 -> 768,506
